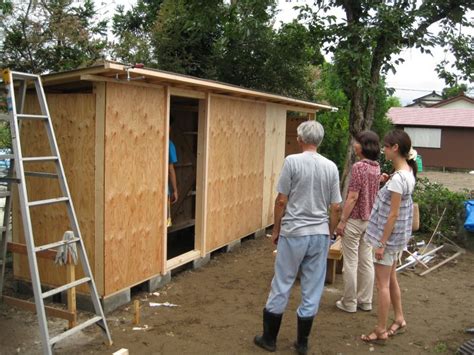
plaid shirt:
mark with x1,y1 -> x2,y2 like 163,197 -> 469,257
364,172 -> 414,252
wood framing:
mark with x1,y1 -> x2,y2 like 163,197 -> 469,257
10,63 -> 333,301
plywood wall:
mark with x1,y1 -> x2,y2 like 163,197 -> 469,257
262,104 -> 287,227
13,94 -> 96,293
103,82 -> 166,296
205,95 -> 265,252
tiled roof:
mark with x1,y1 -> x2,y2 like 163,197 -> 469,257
388,107 -> 474,128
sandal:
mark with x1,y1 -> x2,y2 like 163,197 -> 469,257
361,329 -> 388,345
388,320 -> 407,337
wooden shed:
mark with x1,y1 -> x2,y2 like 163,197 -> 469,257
13,61 -> 332,309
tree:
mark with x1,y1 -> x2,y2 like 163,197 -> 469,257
442,83 -> 469,99
1,0 -> 107,73
111,0 -> 164,65
299,0 -> 473,187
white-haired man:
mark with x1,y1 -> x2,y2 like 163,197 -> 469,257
254,120 -> 342,354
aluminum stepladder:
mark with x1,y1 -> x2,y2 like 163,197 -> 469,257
0,69 -> 112,354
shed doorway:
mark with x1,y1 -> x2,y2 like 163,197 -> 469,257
167,96 -> 200,263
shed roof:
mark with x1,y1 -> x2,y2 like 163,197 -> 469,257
388,107 -> 474,128
430,92 -> 474,108
41,61 -> 334,113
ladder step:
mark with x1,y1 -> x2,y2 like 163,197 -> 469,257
22,156 -> 58,163
24,171 -> 58,179
0,155 -> 14,160
42,277 -> 91,299
34,237 -> 80,252
0,191 -> 11,198
16,114 -> 48,120
49,316 -> 103,346
0,177 -> 21,184
29,197 -> 69,207
0,114 -> 10,122
11,72 -> 39,80
0,226 -> 7,232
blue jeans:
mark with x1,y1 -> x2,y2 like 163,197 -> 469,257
265,235 -> 330,318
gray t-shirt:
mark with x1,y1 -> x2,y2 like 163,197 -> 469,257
277,151 -> 342,237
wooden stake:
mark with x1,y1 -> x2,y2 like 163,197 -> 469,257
133,300 -> 140,325
67,253 -> 77,329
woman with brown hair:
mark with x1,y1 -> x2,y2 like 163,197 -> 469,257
361,129 -> 417,343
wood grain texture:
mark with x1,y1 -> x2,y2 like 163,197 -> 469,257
205,95 -> 265,252
13,93 -> 96,293
103,82 -> 166,296
262,104 -> 287,227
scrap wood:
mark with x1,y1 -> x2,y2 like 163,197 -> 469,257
396,245 -> 444,272
421,208 -> 446,254
419,248 -> 465,276
133,300 -> 140,325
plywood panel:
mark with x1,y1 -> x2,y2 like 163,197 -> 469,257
104,82 -> 166,296
205,95 -> 265,252
262,104 -> 287,227
13,94 -> 96,293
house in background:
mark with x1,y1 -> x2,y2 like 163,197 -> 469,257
430,92 -> 474,109
405,91 -> 443,107
388,107 -> 474,170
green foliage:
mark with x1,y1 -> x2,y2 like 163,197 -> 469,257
413,177 -> 468,238
1,0 -> 107,73
0,123 -> 10,149
442,83 -> 468,99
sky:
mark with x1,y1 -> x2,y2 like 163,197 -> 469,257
96,0 -> 468,105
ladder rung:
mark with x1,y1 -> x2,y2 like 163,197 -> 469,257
24,171 -> 58,179
34,237 -> 80,252
29,197 -> 69,207
42,277 -> 91,299
16,114 -> 48,120
0,177 -> 21,184
0,226 -> 7,232
0,155 -> 14,160
0,114 -> 10,122
0,191 -> 11,198
11,72 -> 39,80
49,316 -> 103,346
22,156 -> 58,163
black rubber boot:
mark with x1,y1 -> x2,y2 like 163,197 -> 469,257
254,308 -> 283,352
294,315 -> 314,355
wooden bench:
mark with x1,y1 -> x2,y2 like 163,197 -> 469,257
326,236 -> 343,284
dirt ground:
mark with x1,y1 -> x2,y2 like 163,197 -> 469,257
418,170 -> 474,193
1,172 -> 474,355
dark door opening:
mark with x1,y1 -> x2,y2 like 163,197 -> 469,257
167,96 -> 199,260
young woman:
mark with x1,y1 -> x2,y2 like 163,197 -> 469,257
361,130 -> 417,343
335,131 -> 380,313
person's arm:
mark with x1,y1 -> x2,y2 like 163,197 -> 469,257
335,190 -> 359,236
329,202 -> 342,237
169,163 -> 178,203
374,191 -> 401,260
272,193 -> 288,245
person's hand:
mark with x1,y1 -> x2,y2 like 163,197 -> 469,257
375,247 -> 385,260
380,173 -> 389,184
335,221 -> 346,236
271,229 -> 279,245
171,191 -> 178,204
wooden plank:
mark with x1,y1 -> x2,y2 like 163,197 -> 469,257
103,82 -> 166,296
419,250 -> 464,276
94,82 -> 105,296
262,104 -> 287,227
13,94 -> 96,294
166,250 -> 201,271
170,87 -> 206,99
195,94 -> 210,256
66,254 -> 77,329
162,86 -> 170,273
105,62 -> 333,111
205,95 -> 265,251
81,74 -> 164,90
2,295 -> 76,322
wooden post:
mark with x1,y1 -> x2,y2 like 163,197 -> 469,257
133,300 -> 140,325
67,253 -> 77,329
